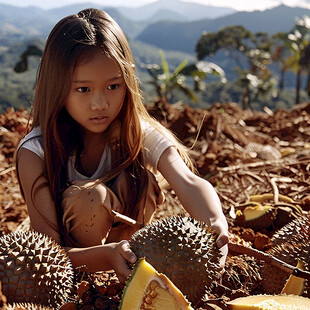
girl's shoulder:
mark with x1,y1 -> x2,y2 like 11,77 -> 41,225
141,119 -> 175,170
17,127 -> 44,160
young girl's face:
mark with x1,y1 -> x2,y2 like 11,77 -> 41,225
65,49 -> 126,135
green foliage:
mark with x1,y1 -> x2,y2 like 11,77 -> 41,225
144,50 -> 226,104
3,11 -> 310,112
196,26 -> 277,108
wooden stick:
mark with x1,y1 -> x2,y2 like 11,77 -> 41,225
228,242 -> 310,280
111,210 -> 143,229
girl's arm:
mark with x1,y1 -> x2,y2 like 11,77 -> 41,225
17,148 -> 136,282
66,240 -> 136,283
157,146 -> 229,248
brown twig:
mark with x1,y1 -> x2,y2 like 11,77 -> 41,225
228,242 -> 310,280
0,166 -> 15,176
270,177 -> 292,203
111,210 -> 143,229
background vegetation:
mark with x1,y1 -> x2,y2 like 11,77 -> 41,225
1,1 -> 310,113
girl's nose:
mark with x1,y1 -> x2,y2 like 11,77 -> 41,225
91,92 -> 108,110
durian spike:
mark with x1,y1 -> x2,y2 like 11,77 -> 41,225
228,242 -> 310,280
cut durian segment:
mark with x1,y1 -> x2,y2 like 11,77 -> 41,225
281,260 -> 306,295
129,216 -> 222,305
120,258 -> 193,310
235,203 -> 277,230
249,193 -> 304,228
243,204 -> 273,220
227,294 -> 310,309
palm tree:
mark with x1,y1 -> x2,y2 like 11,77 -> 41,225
285,16 -> 310,104
144,50 -> 226,109
196,26 -> 276,109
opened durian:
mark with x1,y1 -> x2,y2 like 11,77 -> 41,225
129,216 -> 222,305
234,203 -> 277,230
260,214 -> 310,297
0,231 -> 74,308
120,258 -> 193,310
227,294 -> 310,309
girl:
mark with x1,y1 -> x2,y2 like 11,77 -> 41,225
16,8 -> 229,283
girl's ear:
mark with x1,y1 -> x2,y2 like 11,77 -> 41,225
131,63 -> 135,71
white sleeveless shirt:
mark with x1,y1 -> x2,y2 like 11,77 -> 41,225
17,121 -> 174,182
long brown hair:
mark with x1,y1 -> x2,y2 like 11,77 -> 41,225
18,8 -> 194,245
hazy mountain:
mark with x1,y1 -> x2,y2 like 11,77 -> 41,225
0,3 -> 145,44
0,0 -> 234,45
136,4 -> 310,53
1,3 -> 310,55
148,8 -> 187,23
0,3 -> 55,41
117,0 -> 236,21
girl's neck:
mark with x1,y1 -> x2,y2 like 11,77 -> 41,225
83,131 -> 106,151
76,132 -> 106,177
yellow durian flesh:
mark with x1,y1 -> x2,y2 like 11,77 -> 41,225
281,260 -> 306,295
227,294 -> 310,309
249,193 -> 294,204
243,205 -> 273,221
120,258 -> 193,310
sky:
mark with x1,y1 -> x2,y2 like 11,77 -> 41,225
2,0 -> 310,11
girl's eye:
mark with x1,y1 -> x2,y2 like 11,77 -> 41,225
108,84 -> 119,90
77,87 -> 90,93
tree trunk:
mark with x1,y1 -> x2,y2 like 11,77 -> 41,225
306,70 -> 310,97
242,85 -> 251,109
295,67 -> 301,105
279,69 -> 285,91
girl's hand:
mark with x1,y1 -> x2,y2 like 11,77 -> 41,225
111,240 -> 137,283
210,219 -> 229,270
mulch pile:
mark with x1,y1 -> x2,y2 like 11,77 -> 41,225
1,101 -> 310,309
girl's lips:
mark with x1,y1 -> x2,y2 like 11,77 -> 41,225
90,115 -> 108,124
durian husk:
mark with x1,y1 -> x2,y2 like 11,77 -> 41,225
234,203 -> 277,230
249,193 -> 304,229
260,214 -> 310,298
221,254 -> 262,296
271,214 -> 310,247
0,231 -> 75,308
3,303 -> 54,310
227,294 -> 310,309
235,193 -> 304,230
260,243 -> 298,295
129,216 -> 223,306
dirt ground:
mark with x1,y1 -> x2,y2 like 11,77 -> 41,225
1,101 -> 310,309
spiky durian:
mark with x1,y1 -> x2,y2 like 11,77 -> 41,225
271,214 -> 310,247
129,216 -> 222,305
260,214 -> 310,297
0,231 -> 74,308
3,303 -> 54,310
